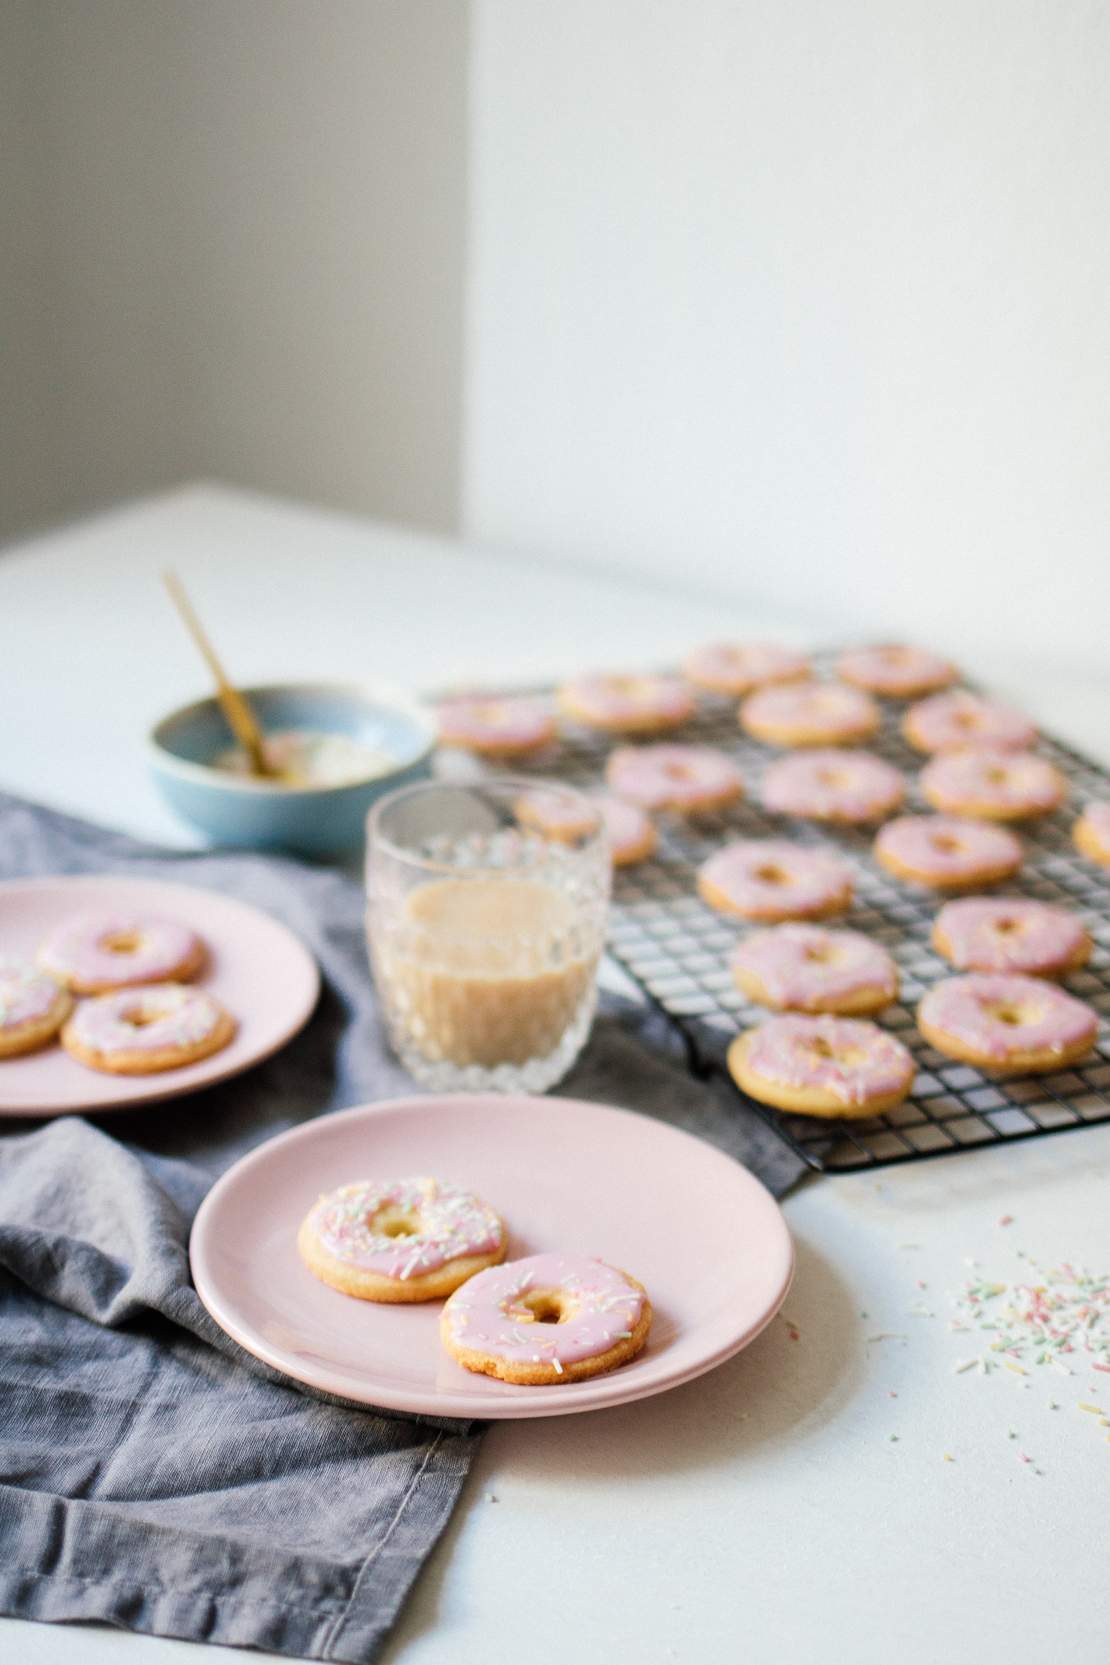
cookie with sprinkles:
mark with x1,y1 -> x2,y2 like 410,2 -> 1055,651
441,1252 -> 652,1383
61,983 -> 235,1074
0,958 -> 72,1058
298,1176 -> 507,1303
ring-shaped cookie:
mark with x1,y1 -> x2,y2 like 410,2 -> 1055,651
298,1177 -> 507,1303
0,960 -> 72,1058
39,912 -> 204,995
728,1014 -> 915,1118
441,1252 -> 651,1383
917,974 -> 1098,1073
61,984 -> 235,1075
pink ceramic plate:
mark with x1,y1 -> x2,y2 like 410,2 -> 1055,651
0,876 -> 319,1116
190,1094 -> 794,1419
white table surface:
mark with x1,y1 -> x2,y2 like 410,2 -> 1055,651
3,485 -> 1109,1665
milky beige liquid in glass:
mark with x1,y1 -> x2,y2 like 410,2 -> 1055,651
382,876 -> 599,1068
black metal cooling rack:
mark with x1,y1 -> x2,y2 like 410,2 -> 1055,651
448,657 -> 1110,1173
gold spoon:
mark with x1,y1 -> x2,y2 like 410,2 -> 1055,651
162,570 -> 273,777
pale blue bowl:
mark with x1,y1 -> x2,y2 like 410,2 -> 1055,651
149,681 -> 436,859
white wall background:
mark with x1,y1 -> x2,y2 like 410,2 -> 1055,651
465,1 -> 1110,664
0,0 -> 467,541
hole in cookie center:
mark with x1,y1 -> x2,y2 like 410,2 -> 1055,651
755,864 -> 788,885
985,1002 -> 1034,1027
804,943 -> 833,963
816,769 -> 847,788
103,931 -> 142,954
931,834 -> 961,854
120,1008 -> 160,1028
993,918 -> 1020,935
516,1289 -> 568,1324
985,766 -> 1009,785
372,1206 -> 420,1238
953,712 -> 976,730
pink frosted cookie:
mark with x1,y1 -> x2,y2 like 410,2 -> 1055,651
836,644 -> 957,699
728,1014 -> 915,1118
761,749 -> 904,824
732,925 -> 898,1015
38,912 -> 205,996
61,984 -> 235,1075
932,898 -> 1091,978
740,681 -> 880,748
441,1252 -> 652,1384
605,743 -> 744,814
918,973 -> 1098,1073
438,696 -> 556,757
874,815 -> 1023,889
697,839 -> 853,921
683,641 -> 809,696
903,690 -> 1036,754
1074,802 -> 1110,869
599,797 -> 657,867
0,959 -> 72,1058
298,1176 -> 507,1303
920,749 -> 1066,821
557,673 -> 694,735
514,786 -> 602,843
515,788 -> 656,866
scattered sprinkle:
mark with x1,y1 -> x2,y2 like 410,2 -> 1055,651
1078,1402 -> 1103,1415
867,1332 -> 909,1344
943,1452 -> 955,1463
998,1215 -> 1014,1227
889,1434 -> 900,1442
950,1261 -> 1110,1377
484,1492 -> 498,1503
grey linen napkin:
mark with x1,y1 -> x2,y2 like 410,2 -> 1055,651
0,789 -> 803,1664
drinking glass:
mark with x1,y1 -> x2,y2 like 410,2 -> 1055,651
366,778 -> 610,1092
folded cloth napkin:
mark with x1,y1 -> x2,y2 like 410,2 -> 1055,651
0,789 -> 804,1663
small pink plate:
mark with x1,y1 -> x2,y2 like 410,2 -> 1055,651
190,1094 -> 794,1419
0,876 -> 319,1116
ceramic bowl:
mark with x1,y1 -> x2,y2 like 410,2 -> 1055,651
149,681 -> 436,858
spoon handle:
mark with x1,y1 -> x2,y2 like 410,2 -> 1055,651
162,570 -> 272,776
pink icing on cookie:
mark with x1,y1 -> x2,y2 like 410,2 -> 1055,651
1082,802 -> 1110,838
560,674 -> 694,729
732,926 -> 897,1010
684,641 -> 809,694
606,743 -> 743,810
1076,801 -> 1110,859
39,913 -> 201,990
905,691 -> 1036,753
921,749 -> 1065,817
741,681 -> 879,742
918,974 -> 1098,1064
698,839 -> 852,918
514,787 -> 601,840
66,984 -> 225,1055
874,815 -> 1022,883
0,959 -> 62,1030
836,644 -> 957,697
741,1014 -> 915,1105
597,797 -> 655,864
761,749 -> 903,822
933,898 -> 1088,976
441,1252 -> 645,1371
306,1177 -> 504,1282
438,697 -> 555,752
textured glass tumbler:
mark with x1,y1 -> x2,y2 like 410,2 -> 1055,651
366,778 -> 611,1092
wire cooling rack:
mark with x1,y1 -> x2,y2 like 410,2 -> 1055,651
454,657 -> 1110,1173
